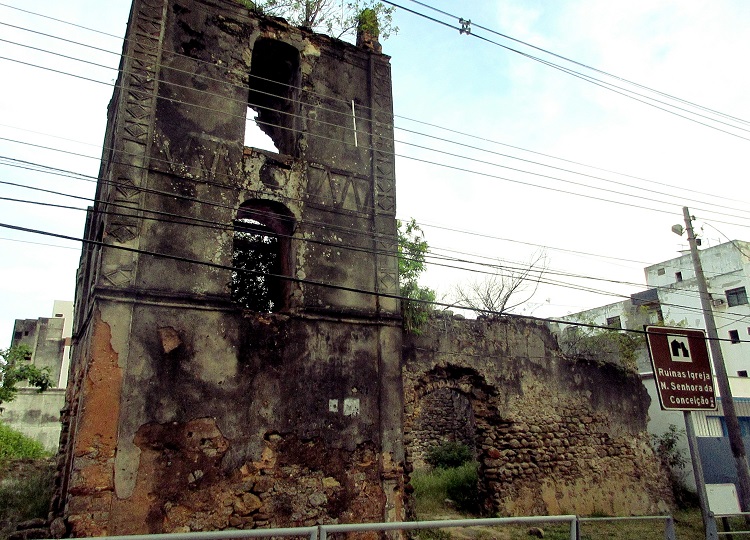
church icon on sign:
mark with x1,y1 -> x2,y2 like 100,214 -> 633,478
670,336 -> 692,362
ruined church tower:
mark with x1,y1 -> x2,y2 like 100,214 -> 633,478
56,0 -> 404,534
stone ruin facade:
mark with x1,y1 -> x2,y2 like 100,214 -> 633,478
56,0 -> 402,535
404,316 -> 672,516
51,0 -> 672,535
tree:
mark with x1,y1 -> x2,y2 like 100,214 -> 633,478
239,0 -> 397,41
0,345 -> 52,407
452,250 -> 547,317
231,218 -> 283,313
398,219 -> 435,334
558,323 -> 642,371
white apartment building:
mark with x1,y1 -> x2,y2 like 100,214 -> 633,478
561,240 -> 750,492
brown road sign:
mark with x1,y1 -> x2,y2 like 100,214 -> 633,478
645,325 -> 717,411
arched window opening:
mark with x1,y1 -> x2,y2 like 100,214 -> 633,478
246,39 -> 300,155
231,201 -> 295,313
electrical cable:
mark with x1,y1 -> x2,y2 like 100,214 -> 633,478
3,15 -> 749,213
5,175 -> 748,325
384,0 -> 750,141
3,15 -> 749,217
5,123 -> 750,232
406,0 -> 750,128
2,219 -> 748,343
5,5 -> 750,316
3,153 -> 732,289
0,185 -> 649,301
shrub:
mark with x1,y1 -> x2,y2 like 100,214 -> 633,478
0,465 -> 55,538
651,424 -> 698,509
444,461 -> 479,513
0,423 -> 48,463
412,461 -> 479,514
425,441 -> 472,469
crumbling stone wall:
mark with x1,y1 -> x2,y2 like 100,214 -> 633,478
403,315 -> 673,516
55,0 -> 672,533
59,308 -> 402,535
57,0 -> 403,535
408,387 -> 476,469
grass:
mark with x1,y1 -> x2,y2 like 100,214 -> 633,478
412,462 -> 479,516
0,422 -> 54,539
410,463 -> 710,540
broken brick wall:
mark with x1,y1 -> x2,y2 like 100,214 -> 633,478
403,314 -> 673,516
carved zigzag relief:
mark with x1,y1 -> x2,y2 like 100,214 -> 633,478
307,165 -> 372,212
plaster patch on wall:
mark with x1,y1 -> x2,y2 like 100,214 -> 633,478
343,397 -> 360,417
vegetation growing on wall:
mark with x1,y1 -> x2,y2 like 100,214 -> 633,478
237,0 -> 397,40
425,441 -> 473,470
398,219 -> 435,334
0,346 -> 52,406
557,317 -> 644,372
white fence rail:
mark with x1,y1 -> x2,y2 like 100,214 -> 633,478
34,514 -> 685,540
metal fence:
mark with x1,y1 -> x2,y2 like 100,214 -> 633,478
41,514 -> 686,540
714,511 -> 750,537
577,515 -> 676,540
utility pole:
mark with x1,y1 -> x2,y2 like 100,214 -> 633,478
683,206 -> 750,514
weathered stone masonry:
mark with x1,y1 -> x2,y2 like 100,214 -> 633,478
403,315 -> 673,516
53,0 -> 671,535
56,0 -> 403,535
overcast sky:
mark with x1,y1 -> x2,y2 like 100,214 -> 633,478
1,0 -> 749,342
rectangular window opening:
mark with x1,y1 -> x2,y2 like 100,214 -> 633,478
720,417 -> 750,437
729,329 -> 740,344
675,271 -> 683,282
727,287 -> 748,307
246,38 -> 300,156
606,316 -> 622,329
739,370 -> 748,378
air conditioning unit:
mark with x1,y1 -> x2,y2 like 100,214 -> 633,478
712,298 -> 726,307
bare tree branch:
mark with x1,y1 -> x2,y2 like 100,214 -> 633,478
453,250 -> 548,317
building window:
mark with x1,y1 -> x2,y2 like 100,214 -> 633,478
719,416 -> 750,437
729,330 -> 741,344
675,271 -> 682,282
726,287 -> 748,307
657,268 -> 665,276
231,200 -> 295,313
246,38 -> 300,155
606,316 -> 622,329
739,371 -> 748,378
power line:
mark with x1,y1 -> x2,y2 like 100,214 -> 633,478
5,122 -> 750,232
406,0 -> 750,129
5,173 -> 748,325
2,4 -> 748,314
3,15 -> 749,214
4,219 -> 749,343
0,154 -> 700,284
0,183 -> 645,302
385,0 -> 750,141
2,51 -> 748,227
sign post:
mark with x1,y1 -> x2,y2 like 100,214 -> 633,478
645,325 -> 718,539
